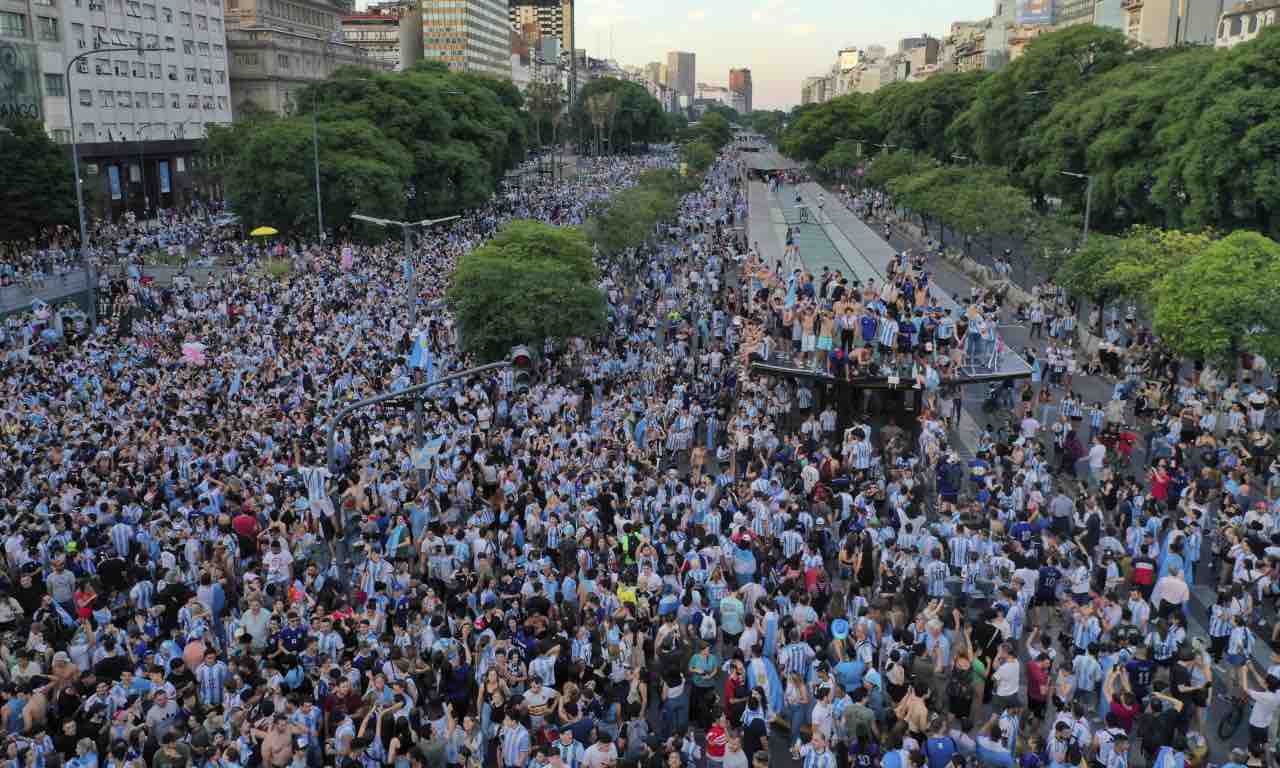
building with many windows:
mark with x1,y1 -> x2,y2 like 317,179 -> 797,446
341,6 -> 401,69
225,0 -> 383,115
665,50 -> 693,110
1216,0 -> 1279,46
0,0 -> 233,216
508,0 -> 570,52
421,0 -> 509,77
728,66 -> 751,113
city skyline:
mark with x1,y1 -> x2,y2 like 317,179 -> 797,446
576,0 -> 994,109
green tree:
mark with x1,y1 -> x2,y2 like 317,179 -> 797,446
1152,230 -> 1280,370
571,78 -> 669,154
1152,27 -> 1280,236
447,221 -> 607,361
693,111 -> 733,151
0,117 -> 78,243
779,94 -> 879,163
747,110 -> 787,144
863,150 -> 936,190
950,25 -> 1131,177
872,71 -> 987,160
1022,46 -> 1215,231
225,117 -> 411,236
681,141 -> 716,175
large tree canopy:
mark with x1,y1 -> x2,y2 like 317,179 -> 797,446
0,117 -> 78,244
447,221 -> 607,362
775,25 -> 1280,239
206,64 -> 530,235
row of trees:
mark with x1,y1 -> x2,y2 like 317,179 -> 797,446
1059,227 -> 1280,370
570,77 -> 675,156
782,25 -> 1280,238
203,62 -> 529,237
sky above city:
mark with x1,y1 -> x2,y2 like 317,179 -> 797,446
577,0 -> 996,109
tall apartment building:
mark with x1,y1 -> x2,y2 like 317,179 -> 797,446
643,60 -> 661,85
420,0 -> 509,77
728,66 -> 751,113
1054,0 -> 1097,25
226,0 -> 381,115
342,8 -> 401,70
665,50 -> 693,110
508,0 -> 570,54
0,0 -> 233,216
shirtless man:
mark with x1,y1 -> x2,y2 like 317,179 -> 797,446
253,715 -> 297,767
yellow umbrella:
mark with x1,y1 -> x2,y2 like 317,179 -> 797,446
249,226 -> 279,237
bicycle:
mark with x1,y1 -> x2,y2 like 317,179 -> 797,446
1217,692 -> 1247,741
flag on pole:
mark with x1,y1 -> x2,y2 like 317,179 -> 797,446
407,332 -> 433,379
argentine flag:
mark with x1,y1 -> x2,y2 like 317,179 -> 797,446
407,332 -> 435,381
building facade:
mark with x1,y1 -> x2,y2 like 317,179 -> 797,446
226,0 -> 382,115
1122,0 -> 1224,47
1216,0 -> 1280,46
419,0 -> 509,77
508,0 -> 570,53
1054,0 -> 1097,26
728,66 -> 751,113
0,0 -> 233,142
341,8 -> 399,69
665,50 -> 694,109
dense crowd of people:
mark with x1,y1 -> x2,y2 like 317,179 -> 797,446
0,141 -> 1278,768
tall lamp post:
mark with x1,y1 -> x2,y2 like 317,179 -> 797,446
351,212 -> 460,486
67,42 -> 173,327
135,122 -> 156,217
1060,170 -> 1093,244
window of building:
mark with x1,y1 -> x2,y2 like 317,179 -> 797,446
113,60 -> 128,76
179,11 -> 190,26
0,12 -> 27,37
169,92 -> 179,108
167,64 -> 177,80
149,62 -> 160,79
110,0 -> 122,11
143,2 -> 155,18
151,92 -> 162,107
43,73 -> 65,96
214,69 -> 224,83
277,53 -> 289,69
51,128 -> 71,143
197,41 -> 208,56
216,95 -> 226,109
213,44 -> 223,58
1250,13 -> 1259,32
132,61 -> 146,77
34,0 -> 55,7
186,93 -> 198,108
1231,16 -> 1243,35
117,91 -> 131,107
184,66 -> 195,82
135,91 -> 146,106
195,14 -> 206,30
81,126 -> 94,141
182,38 -> 193,54
211,17 -> 221,33
36,16 -> 59,41
162,6 -> 172,22
200,68 -> 210,83
100,90 -> 114,107
164,35 -> 174,49
71,22 -> 85,47
126,0 -> 140,16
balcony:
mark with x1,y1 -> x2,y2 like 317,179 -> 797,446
1121,0 -> 1143,10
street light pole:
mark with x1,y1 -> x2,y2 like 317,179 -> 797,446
136,122 -> 155,218
1060,170 -> 1092,244
66,43 -> 174,327
312,89 -> 324,244
351,212 -> 460,487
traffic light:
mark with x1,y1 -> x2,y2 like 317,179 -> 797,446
510,345 -> 533,393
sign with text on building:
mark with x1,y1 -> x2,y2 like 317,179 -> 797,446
0,40 -> 43,121
1015,0 -> 1053,25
